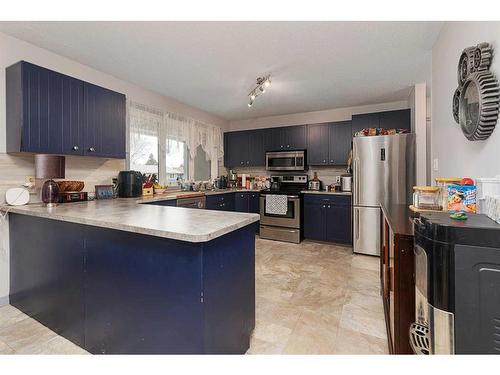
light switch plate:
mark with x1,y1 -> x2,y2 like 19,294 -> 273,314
433,158 -> 439,172
335,176 -> 341,184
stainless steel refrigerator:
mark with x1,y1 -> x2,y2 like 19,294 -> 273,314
352,133 -> 415,256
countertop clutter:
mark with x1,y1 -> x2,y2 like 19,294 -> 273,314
3,198 -> 260,243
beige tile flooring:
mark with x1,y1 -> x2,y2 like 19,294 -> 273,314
0,237 -> 387,355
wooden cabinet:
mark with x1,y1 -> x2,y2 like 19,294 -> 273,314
307,121 -> 352,166
6,61 -> 126,159
380,203 -> 416,354
303,194 -> 352,244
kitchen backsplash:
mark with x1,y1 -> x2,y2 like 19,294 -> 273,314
0,153 -> 125,204
224,165 -> 349,186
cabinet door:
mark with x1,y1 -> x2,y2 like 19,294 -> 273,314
303,202 -> 326,241
20,62 -> 84,155
222,193 -> 235,211
248,129 -> 266,166
326,204 -> 352,244
351,113 -> 380,136
282,125 -> 306,150
307,124 -> 329,165
224,132 -> 249,167
269,128 -> 283,151
379,109 -> 411,131
84,82 -> 126,158
235,193 -> 249,212
206,195 -> 220,210
329,121 -> 352,165
248,192 -> 260,214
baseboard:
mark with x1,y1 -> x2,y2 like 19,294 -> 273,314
0,295 -> 9,307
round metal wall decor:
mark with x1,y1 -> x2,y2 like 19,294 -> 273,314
452,42 -> 499,141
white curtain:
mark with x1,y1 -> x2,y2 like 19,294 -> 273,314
129,102 -> 163,167
129,101 -> 224,180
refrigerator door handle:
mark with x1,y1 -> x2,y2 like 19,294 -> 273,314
354,158 -> 360,205
355,207 -> 360,240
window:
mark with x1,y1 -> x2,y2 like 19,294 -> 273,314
165,139 -> 187,186
128,101 -> 223,186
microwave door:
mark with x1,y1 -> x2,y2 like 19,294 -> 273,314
267,156 -> 296,170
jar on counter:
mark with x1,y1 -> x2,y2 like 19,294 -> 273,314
435,177 -> 462,211
413,186 -> 441,210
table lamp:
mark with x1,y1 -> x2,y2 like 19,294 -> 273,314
35,154 -> 65,207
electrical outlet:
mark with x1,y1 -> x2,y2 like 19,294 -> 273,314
25,175 -> 35,185
24,175 -> 37,193
335,176 -> 341,184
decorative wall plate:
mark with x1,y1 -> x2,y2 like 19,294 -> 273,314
453,42 -> 499,141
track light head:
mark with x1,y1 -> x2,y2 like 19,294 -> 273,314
264,79 -> 271,88
248,100 -> 253,108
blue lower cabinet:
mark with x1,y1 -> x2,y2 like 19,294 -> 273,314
206,193 -> 235,211
248,193 -> 260,214
303,194 -> 352,245
235,193 -> 249,212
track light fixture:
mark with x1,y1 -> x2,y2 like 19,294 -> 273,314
247,74 -> 271,107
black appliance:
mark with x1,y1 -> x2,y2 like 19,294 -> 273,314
411,212 -> 500,354
217,176 -> 228,189
117,170 -> 143,198
58,191 -> 88,203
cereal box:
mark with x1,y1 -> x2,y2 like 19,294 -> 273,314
447,184 -> 477,213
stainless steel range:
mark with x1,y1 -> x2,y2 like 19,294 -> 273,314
259,174 -> 308,243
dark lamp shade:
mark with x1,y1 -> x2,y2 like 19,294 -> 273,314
35,154 -> 66,179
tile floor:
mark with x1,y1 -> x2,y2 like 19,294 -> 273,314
0,237 -> 387,355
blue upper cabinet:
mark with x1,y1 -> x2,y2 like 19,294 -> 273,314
307,123 -> 329,165
84,83 -> 126,158
307,121 -> 352,166
6,61 -> 126,159
352,109 -> 410,136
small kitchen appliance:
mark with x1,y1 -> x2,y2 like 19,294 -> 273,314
340,174 -> 352,192
117,170 -> 143,198
58,191 -> 88,203
411,212 -> 500,354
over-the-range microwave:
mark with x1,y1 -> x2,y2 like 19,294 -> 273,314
266,150 -> 306,171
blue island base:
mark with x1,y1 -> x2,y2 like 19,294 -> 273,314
9,213 -> 256,354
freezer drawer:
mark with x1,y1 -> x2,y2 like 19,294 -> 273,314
353,206 -> 381,256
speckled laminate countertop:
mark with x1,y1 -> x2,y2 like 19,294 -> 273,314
3,198 -> 260,243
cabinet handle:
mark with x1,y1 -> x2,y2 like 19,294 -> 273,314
323,159 -> 326,163
330,160 -> 334,163
322,205 -> 326,208
72,145 -> 79,151
287,145 -> 290,148
89,147 -> 95,152
240,161 -> 244,165
246,161 -> 250,164
280,145 -> 283,149
328,205 -> 331,208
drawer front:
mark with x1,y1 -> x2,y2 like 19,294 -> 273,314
304,194 -> 351,206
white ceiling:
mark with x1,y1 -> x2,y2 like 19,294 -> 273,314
0,21 -> 443,121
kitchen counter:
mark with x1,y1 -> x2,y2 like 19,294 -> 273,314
3,198 -> 259,243
301,190 -> 352,196
7,193 -> 257,354
136,188 -> 263,204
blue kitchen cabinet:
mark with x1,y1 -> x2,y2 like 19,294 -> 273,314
248,129 -> 268,166
206,193 -> 235,211
303,194 -> 352,244
303,200 -> 326,241
328,121 -> 352,165
352,109 -> 410,136
379,109 -> 411,131
351,112 -> 380,136
84,82 -> 126,158
235,192 -> 250,212
6,61 -> 85,156
307,123 -> 330,165
6,61 -> 126,159
224,131 -> 248,167
248,192 -> 260,214
272,125 -> 307,150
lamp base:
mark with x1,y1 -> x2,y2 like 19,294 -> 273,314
41,179 -> 59,207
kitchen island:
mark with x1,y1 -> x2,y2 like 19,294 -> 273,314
5,200 -> 259,354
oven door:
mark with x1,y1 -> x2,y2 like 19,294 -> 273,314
259,195 -> 301,228
266,151 -> 304,171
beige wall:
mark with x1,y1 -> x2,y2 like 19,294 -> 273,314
228,100 -> 409,131
409,83 -> 428,185
432,22 -> 500,179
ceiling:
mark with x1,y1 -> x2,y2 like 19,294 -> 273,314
0,21 -> 443,121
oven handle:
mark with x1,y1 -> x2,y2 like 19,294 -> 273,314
261,194 -> 299,199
